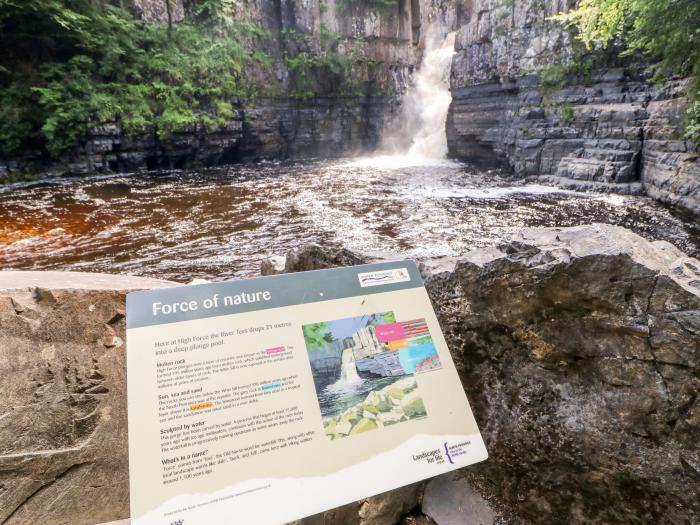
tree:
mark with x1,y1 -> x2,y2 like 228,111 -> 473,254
552,0 -> 700,142
0,0 -> 265,156
165,0 -> 173,38
303,323 -> 334,350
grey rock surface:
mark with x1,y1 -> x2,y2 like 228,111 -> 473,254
0,270 -> 178,292
423,472 -> 496,525
1,224 -> 698,524
126,0 -> 184,23
446,0 -> 700,216
0,273 -> 174,524
0,286 -> 133,524
274,223 -> 700,524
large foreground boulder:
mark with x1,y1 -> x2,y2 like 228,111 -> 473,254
268,224 -> 700,524
0,224 -> 697,524
0,273 -> 426,525
0,273 -> 176,525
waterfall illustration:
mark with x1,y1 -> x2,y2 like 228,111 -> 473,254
400,30 -> 456,160
349,27 -> 456,168
335,347 -> 363,385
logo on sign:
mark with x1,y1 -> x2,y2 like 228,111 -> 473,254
357,268 -> 411,287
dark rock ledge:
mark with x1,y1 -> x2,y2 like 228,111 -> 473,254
0,224 -> 697,524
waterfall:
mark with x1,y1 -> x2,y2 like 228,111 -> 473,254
335,348 -> 363,385
349,28 -> 456,168
400,31 -> 456,159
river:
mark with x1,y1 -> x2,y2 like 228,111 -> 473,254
1,28 -> 698,281
0,159 -> 697,282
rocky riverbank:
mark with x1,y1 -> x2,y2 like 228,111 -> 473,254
0,96 -> 399,180
1,223 -> 697,524
446,0 -> 700,216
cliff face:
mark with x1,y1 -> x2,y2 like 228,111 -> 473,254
0,0 -> 450,178
446,0 -> 700,215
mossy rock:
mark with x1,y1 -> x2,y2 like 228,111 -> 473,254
335,420 -> 353,436
377,409 -> 406,426
401,393 -> 426,418
364,390 -> 393,412
340,407 -> 362,425
362,403 -> 379,415
362,410 -> 378,421
324,418 -> 337,436
385,386 -> 406,400
349,417 -> 378,435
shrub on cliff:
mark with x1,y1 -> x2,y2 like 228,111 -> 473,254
0,0 -> 268,157
553,0 -> 700,143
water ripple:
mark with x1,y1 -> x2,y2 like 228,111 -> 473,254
0,159 -> 697,281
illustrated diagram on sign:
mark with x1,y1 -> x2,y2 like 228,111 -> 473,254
302,311 -> 442,440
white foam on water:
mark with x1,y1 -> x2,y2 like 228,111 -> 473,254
344,155 -> 460,169
415,183 -> 580,200
350,29 -> 457,169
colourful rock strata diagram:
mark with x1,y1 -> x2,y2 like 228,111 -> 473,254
414,354 -> 441,372
374,319 -> 442,374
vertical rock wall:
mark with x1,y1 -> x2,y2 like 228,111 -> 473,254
446,0 -> 700,215
126,0 -> 185,23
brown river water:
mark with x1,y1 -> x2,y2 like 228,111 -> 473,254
1,158 -> 698,282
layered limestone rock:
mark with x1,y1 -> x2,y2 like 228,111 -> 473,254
447,0 -> 700,215
269,224 -> 700,523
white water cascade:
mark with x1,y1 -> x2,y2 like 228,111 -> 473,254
349,28 -> 456,168
401,31 -> 456,159
335,347 -> 363,385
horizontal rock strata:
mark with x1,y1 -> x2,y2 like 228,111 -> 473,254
446,0 -> 700,215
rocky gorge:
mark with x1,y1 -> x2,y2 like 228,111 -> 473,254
0,0 -> 446,178
445,0 -> 700,216
1,0 -> 698,218
1,223 -> 698,524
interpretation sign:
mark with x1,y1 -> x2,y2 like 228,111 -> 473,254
126,261 -> 487,525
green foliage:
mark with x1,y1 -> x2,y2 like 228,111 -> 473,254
560,103 -> 575,124
370,312 -> 396,325
551,0 -> 700,143
283,25 -> 366,100
303,323 -> 334,350
0,1 -> 269,156
539,60 -> 594,90
551,0 -> 633,50
190,0 -> 238,28
535,59 -> 593,107
686,97 -> 700,145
